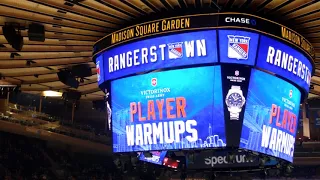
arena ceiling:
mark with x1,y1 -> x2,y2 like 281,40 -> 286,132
0,0 -> 319,100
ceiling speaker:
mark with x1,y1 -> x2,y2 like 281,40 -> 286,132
71,64 -> 92,78
2,25 -> 23,51
28,23 -> 45,42
57,70 -> 79,89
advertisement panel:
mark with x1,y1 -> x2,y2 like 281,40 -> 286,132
256,35 -> 312,93
240,69 -> 301,162
111,66 -> 226,153
187,150 -> 278,169
103,30 -> 218,81
137,151 -> 167,165
221,64 -> 252,147
219,30 -> 259,65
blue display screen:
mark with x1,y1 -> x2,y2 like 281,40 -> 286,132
240,69 -> 301,162
111,66 -> 226,153
219,30 -> 259,66
256,35 -> 312,93
98,29 -> 313,95
138,151 -> 167,165
102,30 -> 218,82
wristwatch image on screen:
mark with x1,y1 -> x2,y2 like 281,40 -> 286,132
225,85 -> 246,120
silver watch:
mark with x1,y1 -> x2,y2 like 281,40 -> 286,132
225,85 -> 246,120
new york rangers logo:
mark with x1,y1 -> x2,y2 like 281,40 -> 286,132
167,42 -> 183,59
96,61 -> 101,81
227,35 -> 250,60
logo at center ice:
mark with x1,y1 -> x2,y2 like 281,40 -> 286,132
168,42 -> 183,59
227,35 -> 250,60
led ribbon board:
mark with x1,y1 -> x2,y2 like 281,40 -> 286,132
111,66 -> 226,153
100,30 -> 217,82
256,35 -> 312,93
96,28 -> 313,95
240,69 -> 301,162
93,13 -> 314,61
218,30 -> 312,93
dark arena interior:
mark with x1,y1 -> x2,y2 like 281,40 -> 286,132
0,0 -> 320,179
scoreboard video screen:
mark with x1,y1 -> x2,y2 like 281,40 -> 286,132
240,69 -> 301,162
94,13 -> 314,162
111,66 -> 226,152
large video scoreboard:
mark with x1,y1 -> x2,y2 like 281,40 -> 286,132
93,13 -> 314,163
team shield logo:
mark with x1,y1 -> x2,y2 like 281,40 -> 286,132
235,70 -> 239,76
167,42 -> 183,59
96,61 -> 101,81
151,78 -> 157,87
227,35 -> 250,60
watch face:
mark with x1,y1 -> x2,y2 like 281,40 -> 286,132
226,93 -> 244,107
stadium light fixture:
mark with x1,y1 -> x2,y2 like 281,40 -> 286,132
42,90 -> 62,97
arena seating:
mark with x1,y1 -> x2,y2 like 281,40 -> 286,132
0,131 -> 113,180
0,107 -> 111,145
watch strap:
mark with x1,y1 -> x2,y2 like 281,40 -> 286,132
230,112 -> 239,120
231,85 -> 241,90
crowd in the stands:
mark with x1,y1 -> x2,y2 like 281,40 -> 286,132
0,131 -> 113,180
0,132 -> 54,180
